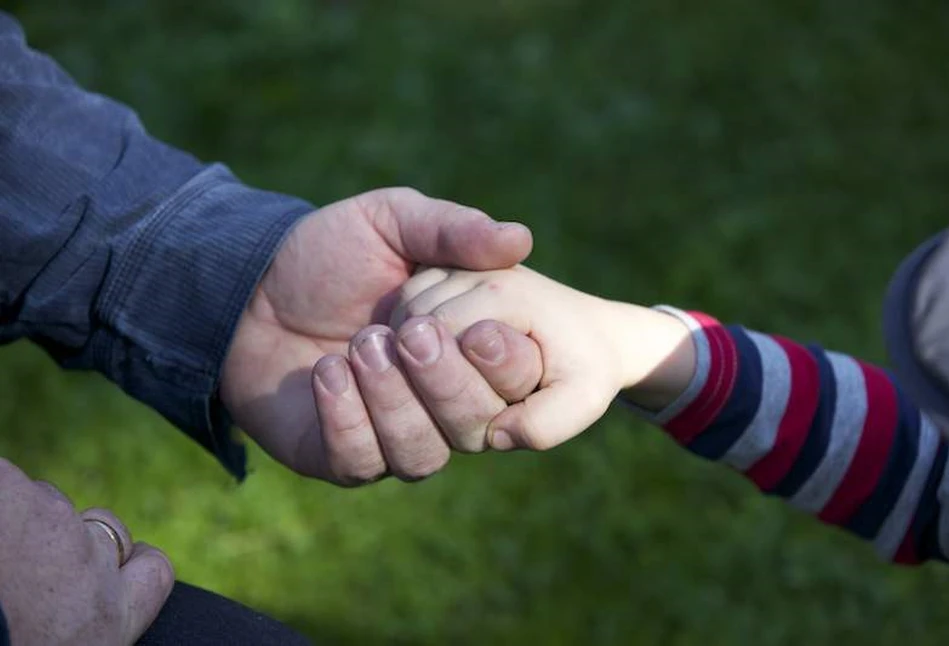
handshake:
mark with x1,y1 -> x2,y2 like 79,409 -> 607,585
220,189 -> 699,488
7,187 -> 934,645
389,264 -> 694,450
1,188 -> 700,645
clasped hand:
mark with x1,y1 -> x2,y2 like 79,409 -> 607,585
219,187 -> 546,485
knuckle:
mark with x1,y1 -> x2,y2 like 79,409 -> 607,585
328,452 -> 386,488
150,549 -> 176,590
395,447 -> 450,482
454,204 -> 488,222
396,281 -> 419,303
85,507 -> 127,532
426,371 -> 476,406
326,412 -> 372,440
373,395 -> 412,418
392,186 -> 423,200
430,305 -> 460,332
373,389 -> 417,416
404,301 -> 432,319
0,457 -> 28,485
384,421 -> 430,448
451,432 -> 488,454
46,494 -> 77,523
333,469 -> 385,488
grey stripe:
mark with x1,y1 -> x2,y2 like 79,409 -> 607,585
790,352 -> 867,513
722,331 -> 791,471
874,416 -> 940,559
626,306 -> 712,425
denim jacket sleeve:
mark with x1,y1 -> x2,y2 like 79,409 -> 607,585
0,11 -> 314,477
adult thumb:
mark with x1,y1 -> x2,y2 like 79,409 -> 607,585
486,380 -> 612,452
372,187 -> 533,269
121,542 -> 175,643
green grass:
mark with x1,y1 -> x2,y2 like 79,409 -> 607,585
3,0 -> 949,643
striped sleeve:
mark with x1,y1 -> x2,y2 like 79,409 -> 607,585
645,307 -> 949,565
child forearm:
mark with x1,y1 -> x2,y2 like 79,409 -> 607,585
620,307 -> 949,565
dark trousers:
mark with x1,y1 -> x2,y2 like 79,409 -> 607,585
137,582 -> 312,645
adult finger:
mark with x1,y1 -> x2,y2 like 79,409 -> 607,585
121,541 -> 175,643
415,289 -> 541,402
459,320 -> 544,403
395,316 -> 507,453
348,325 -> 451,481
81,507 -> 134,568
366,187 -> 534,270
311,355 -> 389,486
33,480 -> 73,508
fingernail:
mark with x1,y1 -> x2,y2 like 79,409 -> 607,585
495,221 -> 527,232
316,357 -> 349,396
468,326 -> 506,365
357,332 -> 394,372
490,429 -> 516,451
400,322 -> 442,366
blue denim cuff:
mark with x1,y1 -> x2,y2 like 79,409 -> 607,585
84,164 -> 314,478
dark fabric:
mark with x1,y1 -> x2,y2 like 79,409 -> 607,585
0,601 -> 8,646
0,584 -> 311,645
0,11 -> 314,477
137,582 -> 312,646
883,231 -> 949,430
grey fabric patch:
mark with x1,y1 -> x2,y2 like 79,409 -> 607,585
883,231 -> 949,434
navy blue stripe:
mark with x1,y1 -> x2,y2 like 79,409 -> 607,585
908,439 -> 948,562
845,374 -> 922,540
768,343 -> 835,498
687,326 -> 762,461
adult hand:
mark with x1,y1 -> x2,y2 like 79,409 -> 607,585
220,187 -> 542,485
0,459 -> 173,646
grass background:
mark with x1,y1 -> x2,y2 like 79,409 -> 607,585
3,0 -> 949,643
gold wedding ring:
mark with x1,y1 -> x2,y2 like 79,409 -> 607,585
83,518 -> 127,567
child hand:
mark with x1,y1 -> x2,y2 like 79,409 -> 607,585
391,265 -> 695,451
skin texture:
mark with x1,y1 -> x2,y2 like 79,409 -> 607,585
0,459 -> 173,646
219,187 -> 545,484
393,265 -> 697,451
2,189 -> 552,642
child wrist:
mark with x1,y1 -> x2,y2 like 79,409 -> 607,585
607,302 -> 697,411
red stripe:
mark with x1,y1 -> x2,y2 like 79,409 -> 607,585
665,314 -> 738,444
745,336 -> 820,490
699,325 -> 739,434
665,318 -> 724,442
818,363 -> 898,525
893,528 -> 919,565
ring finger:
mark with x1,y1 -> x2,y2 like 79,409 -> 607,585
81,507 -> 133,568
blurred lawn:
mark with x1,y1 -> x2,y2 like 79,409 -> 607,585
3,0 -> 949,643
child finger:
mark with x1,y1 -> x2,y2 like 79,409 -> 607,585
486,380 -> 612,452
